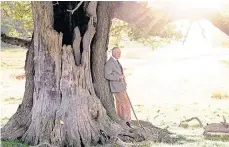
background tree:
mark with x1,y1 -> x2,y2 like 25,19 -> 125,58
1,1 -> 33,38
109,18 -> 183,49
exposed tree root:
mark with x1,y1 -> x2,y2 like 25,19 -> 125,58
97,120 -> 179,147
179,117 -> 204,128
29,142 -> 55,147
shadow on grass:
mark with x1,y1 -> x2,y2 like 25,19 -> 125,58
204,134 -> 229,142
172,134 -> 197,145
179,123 -> 203,129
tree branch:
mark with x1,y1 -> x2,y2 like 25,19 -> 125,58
53,1 -> 59,6
179,117 -> 204,127
113,2 -> 157,29
207,11 -> 229,36
113,1 -> 229,36
197,21 -> 206,39
183,22 -> 193,45
1,33 -> 31,49
67,1 -> 84,14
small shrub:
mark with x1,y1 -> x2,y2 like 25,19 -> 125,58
3,97 -> 22,104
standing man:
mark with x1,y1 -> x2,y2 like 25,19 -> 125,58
104,47 -> 131,127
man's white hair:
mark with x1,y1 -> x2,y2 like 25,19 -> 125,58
111,47 -> 120,54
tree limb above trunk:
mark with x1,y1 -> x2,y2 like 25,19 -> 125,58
67,1 -> 84,14
113,2 -> 158,29
113,1 -> 229,36
207,11 -> 229,36
1,33 -> 31,49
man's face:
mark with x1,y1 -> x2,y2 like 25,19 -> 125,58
113,48 -> 121,59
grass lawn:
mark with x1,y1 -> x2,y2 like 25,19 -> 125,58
1,46 -> 229,147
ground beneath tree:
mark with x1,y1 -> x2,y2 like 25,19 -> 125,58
1,43 -> 229,146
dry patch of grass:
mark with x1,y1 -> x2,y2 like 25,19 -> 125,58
0,48 -> 26,127
0,48 -> 26,80
9,73 -> 25,80
1,96 -> 23,104
1,47 -> 26,100
211,91 -> 229,99
0,48 -> 27,70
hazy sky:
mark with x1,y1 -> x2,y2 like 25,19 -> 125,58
147,0 -> 227,9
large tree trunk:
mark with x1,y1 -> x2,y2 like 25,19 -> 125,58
91,2 -> 123,123
2,1 -> 121,146
1,1 -> 176,146
20,1 -> 124,146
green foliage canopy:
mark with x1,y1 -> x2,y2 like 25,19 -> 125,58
109,18 -> 183,49
1,1 -> 33,38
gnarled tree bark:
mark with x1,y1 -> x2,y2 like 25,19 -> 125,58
19,2 -> 123,146
91,2 -> 123,124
